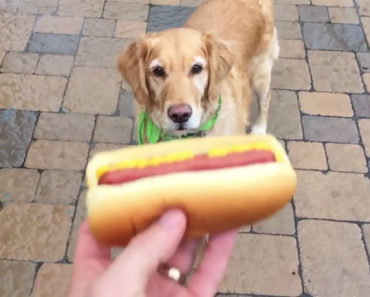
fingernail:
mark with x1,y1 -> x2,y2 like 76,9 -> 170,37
159,210 -> 185,228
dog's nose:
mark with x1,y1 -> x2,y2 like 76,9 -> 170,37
167,104 -> 193,124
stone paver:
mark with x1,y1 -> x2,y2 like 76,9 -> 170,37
26,140 -> 89,171
34,16 -> 83,34
0,203 -> 73,261
104,2 -> 149,21
0,74 -> 67,112
364,73 -> 370,92
299,92 -> 353,117
294,171 -> 370,221
274,4 -> 299,21
0,13 -> 35,51
58,0 -> 105,17
35,113 -> 95,142
115,21 -> 147,38
94,116 -> 133,144
363,224 -> 370,253
67,190 -> 87,261
28,33 -> 80,55
288,141 -> 328,170
303,23 -> 368,52
267,91 -> 303,139
0,110 -> 37,167
359,119 -> 370,157
276,21 -> 302,39
35,54 -> 74,76
0,261 -> 35,297
219,234 -> 302,296
326,143 -> 368,173
362,17 -> 370,44
308,51 -> 364,93
279,40 -> 306,59
83,18 -> 116,37
352,94 -> 370,117
32,264 -> 73,297
312,0 -> 353,6
89,143 -> 124,160
298,5 -> 329,22
35,171 -> 83,204
1,0 -> 370,296
303,115 -> 359,143
329,7 -> 359,24
357,0 -> 370,16
252,203 -> 295,235
0,52 -> 39,74
63,67 -> 121,114
0,169 -> 39,202
147,5 -> 195,31
17,0 -> 58,14
272,58 -> 311,90
298,220 -> 370,297
119,91 -> 136,118
75,37 -> 130,68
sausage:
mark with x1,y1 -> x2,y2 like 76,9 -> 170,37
99,150 -> 275,185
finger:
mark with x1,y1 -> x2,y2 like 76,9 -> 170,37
188,230 -> 237,297
166,238 -> 202,273
74,220 -> 111,263
69,220 -> 111,297
99,209 -> 187,291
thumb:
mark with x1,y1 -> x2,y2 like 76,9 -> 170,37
97,210 -> 187,294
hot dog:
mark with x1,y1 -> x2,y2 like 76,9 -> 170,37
86,134 -> 297,246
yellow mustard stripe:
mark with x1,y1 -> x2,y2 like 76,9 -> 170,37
97,151 -> 195,179
96,142 -> 285,179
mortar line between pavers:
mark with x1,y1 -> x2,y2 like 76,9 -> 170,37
347,90 -> 370,178
241,229 -> 296,238
358,223 -> 370,274
216,293 -> 293,297
294,90 -> 308,148
297,216 -> 370,225
0,50 -> 8,69
59,35 -> 84,113
63,114 -> 98,262
101,0 -> 108,19
19,111 -> 40,169
30,168 -> 42,203
24,12 -> 43,54
297,18 -> 314,93
291,198 -> 306,296
55,0 -> 60,16
354,0 -> 370,49
350,14 -> 370,96
29,262 -> 43,295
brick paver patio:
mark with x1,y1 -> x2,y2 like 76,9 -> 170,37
1,0 -> 370,296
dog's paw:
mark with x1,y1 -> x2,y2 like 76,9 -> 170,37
251,123 -> 267,135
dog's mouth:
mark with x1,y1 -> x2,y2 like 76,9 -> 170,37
177,124 -> 186,131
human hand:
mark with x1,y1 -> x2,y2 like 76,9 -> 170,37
68,209 -> 237,297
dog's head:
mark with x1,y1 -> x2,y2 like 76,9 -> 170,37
117,28 -> 233,137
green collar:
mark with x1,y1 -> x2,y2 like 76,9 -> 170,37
138,96 -> 222,145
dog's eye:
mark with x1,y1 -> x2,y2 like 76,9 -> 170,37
191,64 -> 203,75
153,66 -> 166,78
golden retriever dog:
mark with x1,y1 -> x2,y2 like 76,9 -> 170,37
118,0 -> 279,143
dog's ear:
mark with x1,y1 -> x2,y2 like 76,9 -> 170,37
204,33 -> 234,101
117,40 -> 149,106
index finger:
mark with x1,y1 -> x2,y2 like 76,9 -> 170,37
69,220 -> 112,297
187,230 -> 237,297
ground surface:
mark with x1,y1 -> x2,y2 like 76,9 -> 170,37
0,0 -> 370,296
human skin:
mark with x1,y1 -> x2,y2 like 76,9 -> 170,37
68,209 -> 237,297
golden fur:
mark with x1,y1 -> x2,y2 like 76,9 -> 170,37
118,0 -> 279,141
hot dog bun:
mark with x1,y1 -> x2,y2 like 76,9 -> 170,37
86,135 -> 297,246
